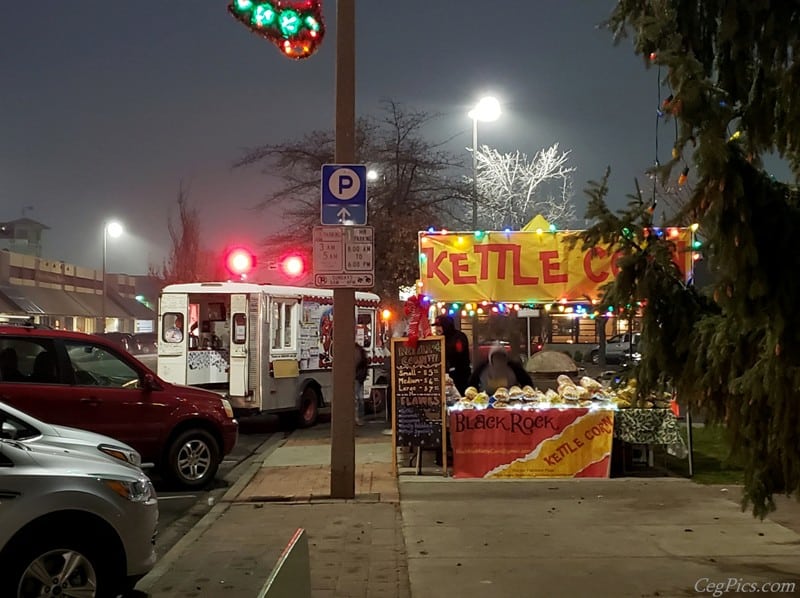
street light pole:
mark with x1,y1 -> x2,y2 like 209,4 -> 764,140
467,96 -> 501,365
101,221 -> 123,334
102,226 -> 107,333
472,117 -> 479,230
467,96 -> 501,232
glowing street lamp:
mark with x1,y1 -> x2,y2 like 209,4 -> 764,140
468,96 -> 502,229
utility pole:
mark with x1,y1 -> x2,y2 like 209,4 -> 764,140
330,0 -> 356,499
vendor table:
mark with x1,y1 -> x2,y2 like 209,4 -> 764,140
613,408 -> 681,445
613,408 -> 684,469
449,407 -> 615,479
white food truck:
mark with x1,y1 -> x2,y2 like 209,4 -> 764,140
157,282 -> 386,427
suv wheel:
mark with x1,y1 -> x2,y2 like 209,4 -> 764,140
2,537 -> 111,598
166,429 -> 220,489
590,350 -> 600,365
297,386 -> 320,428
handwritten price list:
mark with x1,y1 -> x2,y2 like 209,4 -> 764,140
392,338 -> 444,448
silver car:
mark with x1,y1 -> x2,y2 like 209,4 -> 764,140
0,429 -> 158,597
0,401 -> 144,469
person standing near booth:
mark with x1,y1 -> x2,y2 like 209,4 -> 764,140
355,342 -> 368,426
434,315 -> 471,395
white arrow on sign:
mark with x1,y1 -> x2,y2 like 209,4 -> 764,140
337,207 -> 351,221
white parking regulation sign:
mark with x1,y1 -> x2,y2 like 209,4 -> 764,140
313,225 -> 374,288
320,164 -> 368,225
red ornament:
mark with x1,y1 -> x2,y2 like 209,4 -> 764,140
404,295 -> 432,349
228,0 -> 325,60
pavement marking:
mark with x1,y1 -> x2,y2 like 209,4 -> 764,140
158,494 -> 198,500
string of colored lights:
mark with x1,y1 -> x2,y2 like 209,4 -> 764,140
430,300 -> 643,320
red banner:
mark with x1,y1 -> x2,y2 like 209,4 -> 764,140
449,408 -> 614,478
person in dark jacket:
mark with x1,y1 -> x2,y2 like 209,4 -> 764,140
434,315 -> 471,395
468,343 -> 533,395
355,342 -> 368,425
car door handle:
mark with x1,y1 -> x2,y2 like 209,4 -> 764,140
79,397 -> 101,406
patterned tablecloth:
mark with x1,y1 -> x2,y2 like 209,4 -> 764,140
613,409 -> 682,445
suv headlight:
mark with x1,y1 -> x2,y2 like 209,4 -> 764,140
221,398 -> 235,419
99,444 -> 142,467
103,477 -> 156,503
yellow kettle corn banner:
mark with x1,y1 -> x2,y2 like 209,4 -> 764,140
449,408 -> 614,478
418,230 -> 693,303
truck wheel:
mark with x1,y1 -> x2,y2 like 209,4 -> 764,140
166,429 -> 220,489
297,386 -> 320,428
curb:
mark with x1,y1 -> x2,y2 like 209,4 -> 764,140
135,433 -> 287,594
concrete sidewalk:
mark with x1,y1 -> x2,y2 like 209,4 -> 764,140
138,421 -> 800,598
400,478 -> 800,598
136,420 -> 409,598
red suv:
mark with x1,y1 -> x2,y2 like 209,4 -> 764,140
0,325 -> 238,488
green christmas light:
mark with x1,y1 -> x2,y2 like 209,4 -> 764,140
549,224 -> 557,232
621,227 -> 632,239
235,0 -> 253,11
305,16 -> 320,32
279,9 -> 301,36
692,240 -> 702,249
252,4 -> 276,27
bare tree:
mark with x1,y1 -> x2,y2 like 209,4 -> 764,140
150,183 -> 220,284
473,143 -> 577,229
235,101 -> 469,301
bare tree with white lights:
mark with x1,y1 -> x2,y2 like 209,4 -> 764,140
474,143 -> 577,230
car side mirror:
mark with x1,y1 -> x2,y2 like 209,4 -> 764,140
142,373 -> 160,392
1,421 -> 17,440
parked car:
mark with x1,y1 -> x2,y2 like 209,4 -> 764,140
589,332 -> 641,365
1,401 -> 142,468
0,433 -> 158,598
94,332 -> 135,353
131,332 -> 157,354
0,324 -> 239,488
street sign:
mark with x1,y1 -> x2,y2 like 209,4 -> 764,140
321,164 -> 368,225
313,225 -> 374,288
314,273 -> 374,287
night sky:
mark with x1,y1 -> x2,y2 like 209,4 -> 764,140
2,1 -> 675,275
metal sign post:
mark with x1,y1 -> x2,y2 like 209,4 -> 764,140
330,0 -> 356,500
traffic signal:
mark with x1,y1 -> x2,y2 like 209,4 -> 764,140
280,254 -> 306,279
225,247 -> 256,279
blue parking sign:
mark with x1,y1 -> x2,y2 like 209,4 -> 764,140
320,164 -> 367,225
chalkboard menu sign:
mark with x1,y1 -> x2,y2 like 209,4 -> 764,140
390,337 -> 446,471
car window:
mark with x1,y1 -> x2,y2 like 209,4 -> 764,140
64,341 -> 141,388
0,411 -> 40,441
607,335 -> 621,344
0,338 -> 61,384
